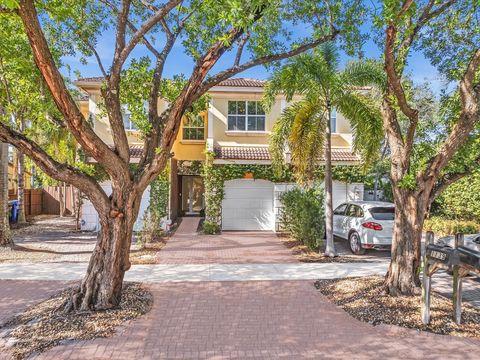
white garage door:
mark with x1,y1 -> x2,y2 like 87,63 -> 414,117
222,179 -> 274,231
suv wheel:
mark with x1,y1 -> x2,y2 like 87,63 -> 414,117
349,231 -> 365,255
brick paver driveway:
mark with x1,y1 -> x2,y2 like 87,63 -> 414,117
34,281 -> 480,360
157,218 -> 297,264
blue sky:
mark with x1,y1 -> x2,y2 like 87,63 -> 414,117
62,12 -> 446,94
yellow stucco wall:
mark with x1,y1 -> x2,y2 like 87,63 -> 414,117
171,112 -> 207,161
210,92 -> 279,146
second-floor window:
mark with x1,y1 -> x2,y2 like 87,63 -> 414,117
330,108 -> 337,133
228,100 -> 265,131
122,108 -> 138,131
183,114 -> 205,140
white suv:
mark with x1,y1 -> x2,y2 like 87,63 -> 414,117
332,201 -> 395,255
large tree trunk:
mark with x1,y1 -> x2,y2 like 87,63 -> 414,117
324,106 -> 336,257
384,185 -> 428,295
66,188 -> 141,311
0,142 -> 12,247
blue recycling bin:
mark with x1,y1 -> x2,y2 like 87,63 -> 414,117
9,200 -> 19,223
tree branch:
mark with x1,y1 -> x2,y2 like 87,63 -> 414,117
234,33 -> 250,66
139,21 -> 180,167
398,0 -> 456,64
428,169 -> 474,207
17,0 -> 129,180
423,49 -> 480,182
62,22 -> 108,77
100,0 -> 161,58
113,0 -> 181,75
195,30 -> 339,97
0,122 -> 110,214
0,57 -> 15,110
384,23 -> 418,122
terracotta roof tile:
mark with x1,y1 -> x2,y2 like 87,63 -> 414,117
107,145 -> 144,158
214,146 -> 270,160
76,76 -> 266,88
326,149 -> 361,162
76,76 -> 104,83
216,78 -> 266,88
129,145 -> 144,158
214,146 -> 360,162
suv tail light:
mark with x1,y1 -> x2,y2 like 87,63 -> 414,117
362,222 -> 383,231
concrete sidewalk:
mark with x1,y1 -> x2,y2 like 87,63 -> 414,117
0,261 -> 389,282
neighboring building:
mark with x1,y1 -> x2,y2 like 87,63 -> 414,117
76,77 -> 363,232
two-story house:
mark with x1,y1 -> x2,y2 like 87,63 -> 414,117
76,77 -> 364,232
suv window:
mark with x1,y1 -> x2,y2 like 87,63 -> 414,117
370,207 -> 395,220
333,204 -> 347,215
346,205 -> 364,218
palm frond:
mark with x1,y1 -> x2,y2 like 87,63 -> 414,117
263,53 -> 327,111
341,60 -> 386,92
272,99 -> 326,183
314,42 -> 339,73
269,103 -> 298,175
336,92 -> 384,168
288,100 -> 326,183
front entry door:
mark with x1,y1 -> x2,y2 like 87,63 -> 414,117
181,176 -> 204,215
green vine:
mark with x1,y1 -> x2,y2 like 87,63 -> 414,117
178,160 -> 203,175
149,165 -> 170,222
202,151 -> 367,234
138,166 -> 170,245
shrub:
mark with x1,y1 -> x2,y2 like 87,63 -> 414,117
138,210 -> 164,248
202,220 -> 221,234
279,187 -> 325,250
423,216 -> 480,236
433,170 -> 480,222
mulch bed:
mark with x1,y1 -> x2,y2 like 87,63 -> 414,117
130,238 -> 167,265
280,238 -> 375,263
315,276 -> 480,338
0,283 -> 153,359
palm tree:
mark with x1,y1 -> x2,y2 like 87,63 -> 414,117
264,43 -> 384,257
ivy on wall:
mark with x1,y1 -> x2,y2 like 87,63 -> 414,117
178,160 -> 203,175
202,151 -> 367,234
315,165 -> 368,184
138,166 -> 170,244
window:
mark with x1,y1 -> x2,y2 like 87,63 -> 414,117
333,203 -> 348,215
183,114 -> 205,140
330,108 -> 337,133
228,101 -> 265,131
369,207 -> 395,220
346,205 -> 364,218
122,108 -> 138,131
